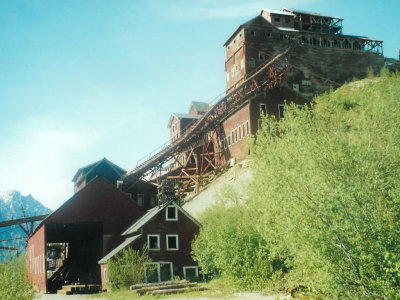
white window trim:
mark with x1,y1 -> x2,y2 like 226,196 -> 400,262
183,266 -> 199,279
246,120 -> 250,135
166,234 -> 179,251
144,262 -> 173,283
147,234 -> 160,251
166,205 -> 178,221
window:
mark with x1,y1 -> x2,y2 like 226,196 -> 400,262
235,128 -> 238,142
147,235 -> 160,250
285,18 -> 291,23
231,66 -> 235,77
274,17 -> 281,22
259,52 -> 265,60
150,194 -> 157,207
166,234 -> 179,250
302,80 -> 311,86
240,59 -> 244,70
183,266 -> 199,279
228,135 -> 231,146
242,123 -> 245,137
246,120 -> 250,135
172,124 -> 175,132
137,194 -> 144,207
189,155 -> 195,164
231,131 -> 235,144
293,83 -> 299,92
278,104 -> 285,119
166,205 -> 178,221
250,30 -> 256,36
238,126 -> 242,140
260,103 -> 266,116
249,58 -> 255,67
226,72 -> 230,82
265,32 -> 271,38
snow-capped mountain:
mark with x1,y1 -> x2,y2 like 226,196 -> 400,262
0,190 -> 52,260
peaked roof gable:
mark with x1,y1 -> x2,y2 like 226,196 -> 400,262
190,101 -> 210,114
72,158 -> 126,182
122,201 -> 201,236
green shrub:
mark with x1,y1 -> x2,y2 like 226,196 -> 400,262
0,255 -> 36,300
108,246 -> 150,289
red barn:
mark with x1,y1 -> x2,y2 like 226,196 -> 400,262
26,159 -> 157,293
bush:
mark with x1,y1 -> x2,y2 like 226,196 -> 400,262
108,246 -> 150,289
0,255 -> 36,300
249,73 -> 400,298
192,185 -> 287,290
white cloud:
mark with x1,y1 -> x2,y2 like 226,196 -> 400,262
0,119 -> 104,210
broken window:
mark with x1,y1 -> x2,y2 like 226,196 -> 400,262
260,103 -> 267,115
274,17 -> 281,22
278,104 -> 285,119
293,83 -> 299,92
249,58 -> 255,68
250,30 -> 256,36
258,52 -> 265,60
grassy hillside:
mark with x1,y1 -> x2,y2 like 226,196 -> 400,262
192,70 -> 400,299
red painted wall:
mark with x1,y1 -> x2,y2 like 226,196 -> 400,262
26,225 -> 47,292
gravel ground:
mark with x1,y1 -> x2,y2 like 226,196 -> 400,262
38,292 -> 290,300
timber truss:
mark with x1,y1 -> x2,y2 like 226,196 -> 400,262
124,47 -> 293,198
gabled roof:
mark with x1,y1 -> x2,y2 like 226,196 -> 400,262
122,201 -> 201,236
98,234 -> 141,264
190,101 -> 210,113
72,158 -> 126,182
167,113 -> 201,128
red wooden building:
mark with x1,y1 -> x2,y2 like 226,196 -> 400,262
26,159 -> 157,293
98,201 -> 201,291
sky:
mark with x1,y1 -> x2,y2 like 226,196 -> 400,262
0,0 -> 399,210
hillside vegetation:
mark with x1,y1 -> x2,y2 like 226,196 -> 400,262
192,69 -> 400,299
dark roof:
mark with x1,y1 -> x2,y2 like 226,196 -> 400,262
190,101 -> 210,113
98,234 -> 141,264
121,201 -> 201,236
283,8 -> 343,20
168,113 -> 201,128
72,158 -> 127,182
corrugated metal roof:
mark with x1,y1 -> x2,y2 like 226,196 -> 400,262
283,8 -> 343,20
98,234 -> 141,264
262,9 -> 294,16
173,113 -> 202,119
